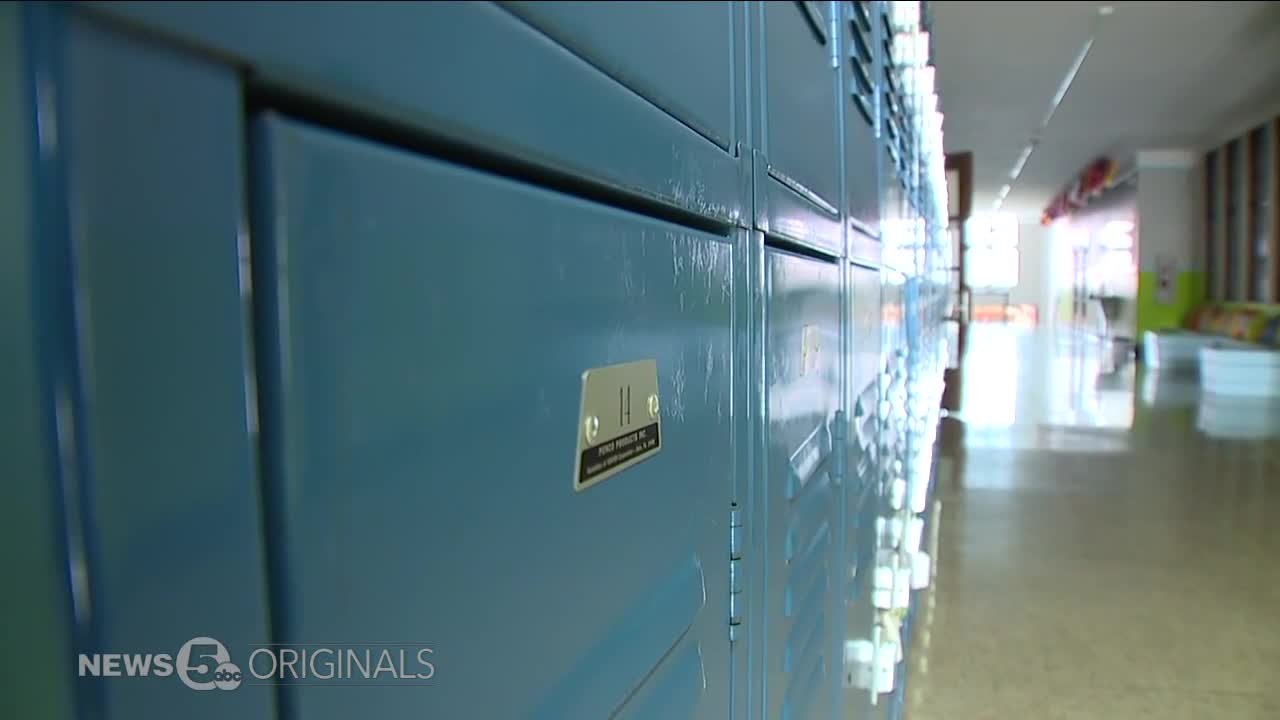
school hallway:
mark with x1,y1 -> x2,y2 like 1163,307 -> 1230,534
904,324 -> 1280,719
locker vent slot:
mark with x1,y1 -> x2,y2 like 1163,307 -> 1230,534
847,483 -> 877,600
851,84 -> 874,127
879,7 -> 894,52
781,520 -> 830,717
848,12 -> 875,126
785,522 -> 830,618
781,645 -> 826,720
851,1 -> 873,33
855,449 -> 873,484
787,423 -> 833,498
783,611 -> 825,674
785,470 -> 833,562
797,1 -> 829,44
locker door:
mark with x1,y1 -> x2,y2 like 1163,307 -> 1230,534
844,0 -> 880,250
839,262 -> 882,720
851,264 -> 883,403
84,1 -> 742,226
49,15 -> 275,719
762,249 -> 842,720
838,371 -> 881,719
840,459 -> 881,719
503,1 -> 740,151
763,0 -> 840,206
251,115 -> 735,720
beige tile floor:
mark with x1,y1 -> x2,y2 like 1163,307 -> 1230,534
904,325 -> 1280,719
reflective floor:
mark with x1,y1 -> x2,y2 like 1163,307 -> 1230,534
905,324 -> 1280,719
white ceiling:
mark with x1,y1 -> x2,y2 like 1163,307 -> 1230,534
933,1 -> 1280,219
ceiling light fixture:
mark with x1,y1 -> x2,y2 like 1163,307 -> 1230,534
993,9 -> 1108,209
993,183 -> 1012,211
1009,143 -> 1036,180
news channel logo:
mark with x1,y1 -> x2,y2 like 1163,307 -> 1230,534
78,638 -> 435,691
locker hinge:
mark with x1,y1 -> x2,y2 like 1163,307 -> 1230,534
728,502 -> 744,642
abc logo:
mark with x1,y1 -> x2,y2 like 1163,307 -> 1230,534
213,662 -> 243,691
176,637 -> 241,691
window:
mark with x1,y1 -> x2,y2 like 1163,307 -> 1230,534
1226,139 -> 1243,298
1093,220 -> 1136,290
1249,125 -> 1272,301
1205,149 -> 1219,300
964,213 -> 1019,290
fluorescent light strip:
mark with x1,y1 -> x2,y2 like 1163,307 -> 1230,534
1042,35 -> 1096,129
993,10 -> 1106,208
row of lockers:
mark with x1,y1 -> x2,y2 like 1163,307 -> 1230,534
4,2 -> 950,720
67,0 -> 929,267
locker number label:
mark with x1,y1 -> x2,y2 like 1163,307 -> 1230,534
574,359 -> 662,491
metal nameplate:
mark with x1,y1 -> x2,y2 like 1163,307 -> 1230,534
574,359 -> 662,491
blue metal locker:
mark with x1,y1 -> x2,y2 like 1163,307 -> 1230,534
250,115 -> 737,719
843,261 -> 883,720
11,9 -> 277,720
839,372 -> 882,720
851,265 -> 885,402
6,4 -> 957,719
758,249 -> 842,720
759,1 -> 841,209
83,0 -> 744,227
840,478 -> 883,720
843,1 -> 882,261
841,257 -> 896,719
502,1 -> 746,154
2,4 -> 79,717
751,1 -> 843,256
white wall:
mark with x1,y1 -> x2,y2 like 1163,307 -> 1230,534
1202,98 -> 1280,155
1009,221 -> 1051,314
1135,151 -> 1199,276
